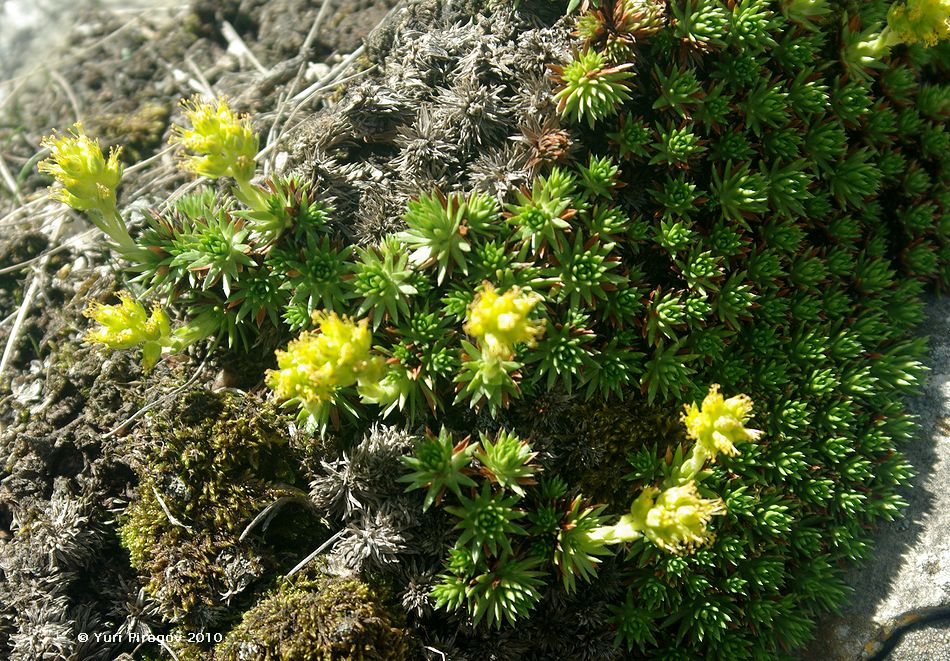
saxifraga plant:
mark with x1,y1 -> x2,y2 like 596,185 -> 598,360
405,384 -> 760,629
34,0 -> 949,656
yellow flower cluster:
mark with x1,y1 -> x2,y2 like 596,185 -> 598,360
84,291 -> 171,370
589,384 -> 757,554
888,0 -> 950,47
170,96 -> 259,183
629,484 -> 725,554
39,124 -> 123,214
681,383 -> 763,462
590,483 -> 725,554
266,312 -> 386,416
463,283 -> 545,359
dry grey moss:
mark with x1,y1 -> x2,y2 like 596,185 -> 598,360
0,343 -> 150,661
309,424 -> 436,576
289,1 -> 573,243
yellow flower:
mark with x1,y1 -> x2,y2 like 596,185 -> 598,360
39,123 -> 123,213
37,125 -> 146,260
888,0 -> 950,47
681,384 -> 762,462
630,483 -> 725,554
169,96 -> 258,183
266,312 -> 386,420
84,291 -> 171,370
588,482 -> 725,554
463,282 -> 545,359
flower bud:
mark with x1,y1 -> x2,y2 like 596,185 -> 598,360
589,481 -> 725,554
888,0 -> 950,48
629,483 -> 725,554
266,312 -> 386,419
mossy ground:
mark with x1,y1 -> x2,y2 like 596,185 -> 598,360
214,573 -> 416,661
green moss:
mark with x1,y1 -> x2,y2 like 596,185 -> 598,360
119,389 -> 319,627
91,103 -> 169,164
547,399 -> 685,510
213,574 -> 417,661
